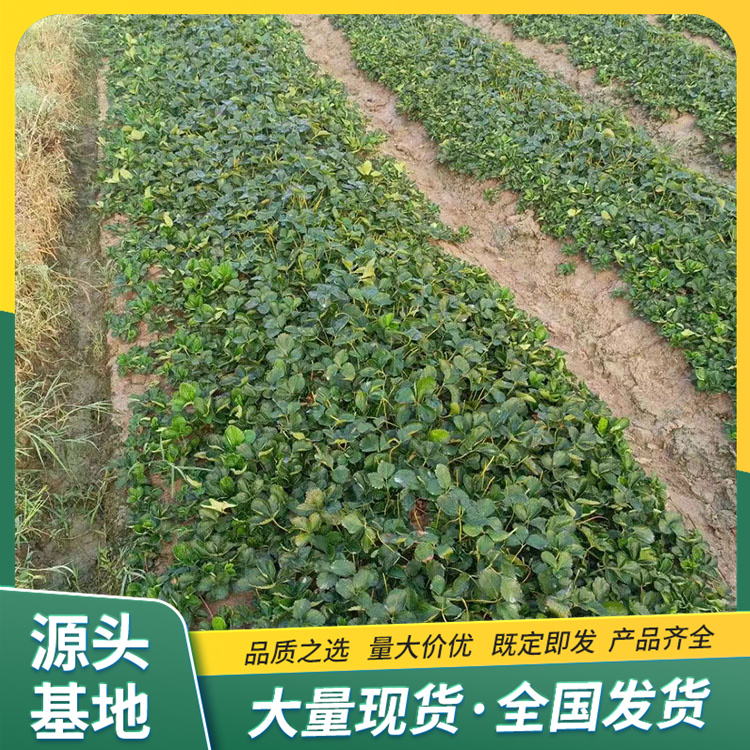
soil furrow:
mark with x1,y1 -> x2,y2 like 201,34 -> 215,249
288,14 -> 737,592
461,14 -> 734,187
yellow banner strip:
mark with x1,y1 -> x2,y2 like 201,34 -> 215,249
190,612 -> 749,676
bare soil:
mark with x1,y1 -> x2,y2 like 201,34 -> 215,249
288,14 -> 737,594
463,14 -> 735,187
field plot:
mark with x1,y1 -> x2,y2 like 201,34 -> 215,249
656,14 -> 735,55
496,14 -> 736,169
15,14 -> 736,629
334,15 -> 736,405
464,15 -> 732,187
290,15 -> 736,590
92,15 -> 729,628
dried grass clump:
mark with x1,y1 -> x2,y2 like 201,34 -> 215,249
15,14 -> 88,375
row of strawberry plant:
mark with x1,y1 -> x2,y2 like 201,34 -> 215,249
657,14 -> 735,54
99,15 -> 725,628
333,14 -> 736,403
497,14 -> 736,168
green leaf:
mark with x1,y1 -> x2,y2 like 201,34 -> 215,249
377,460 -> 396,479
476,534 -> 494,556
393,469 -> 419,489
525,533 -> 547,550
341,513 -> 364,535
305,609 -> 326,626
224,425 -> 245,447
385,588 -> 407,613
178,382 -> 196,402
611,417 -> 630,432
632,526 -> 655,545
544,597 -> 570,617
416,375 -> 436,400
604,601 -> 629,616
368,472 -> 386,489
332,466 -> 350,483
435,543 -> 454,560
500,575 -> 522,604
428,429 -> 450,443
552,450 -> 570,468
477,568 -> 502,600
435,463 -> 452,490
330,559 -> 356,577
592,577 -> 610,601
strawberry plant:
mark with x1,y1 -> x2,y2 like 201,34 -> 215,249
334,14 -> 736,404
658,14 -> 735,55
99,15 -> 726,628
498,14 -> 736,167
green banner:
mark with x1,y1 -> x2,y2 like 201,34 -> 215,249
0,587 -> 211,747
198,658 -> 745,746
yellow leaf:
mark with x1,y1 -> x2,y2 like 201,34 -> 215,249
354,258 -> 376,283
162,212 -> 173,227
201,499 -> 236,514
357,160 -> 373,176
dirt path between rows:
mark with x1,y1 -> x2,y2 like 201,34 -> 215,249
288,14 -> 737,594
462,14 -> 735,187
